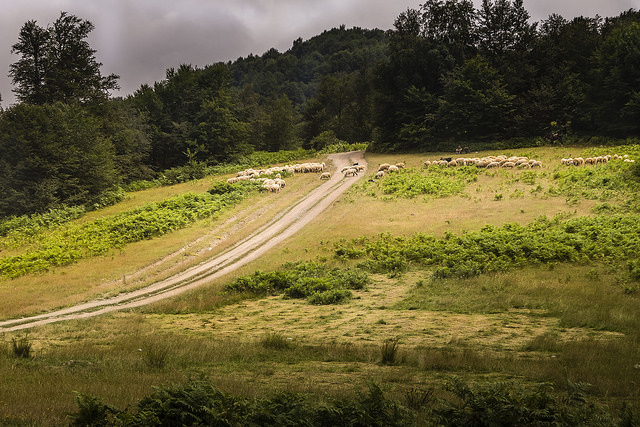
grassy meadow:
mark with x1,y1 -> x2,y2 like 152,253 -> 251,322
1,144 -> 640,425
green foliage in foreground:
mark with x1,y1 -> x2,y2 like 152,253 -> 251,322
431,378 -> 631,426
69,379 -> 414,426
68,377 -> 634,426
0,182 -> 260,279
334,214 -> 640,279
225,261 -> 370,304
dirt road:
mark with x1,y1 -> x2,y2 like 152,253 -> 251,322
0,151 -> 366,332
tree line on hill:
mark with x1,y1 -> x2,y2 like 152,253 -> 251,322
1,1 -> 639,217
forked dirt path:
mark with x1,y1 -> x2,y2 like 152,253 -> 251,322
0,151 -> 366,332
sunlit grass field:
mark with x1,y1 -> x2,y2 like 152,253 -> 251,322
1,144 -> 640,425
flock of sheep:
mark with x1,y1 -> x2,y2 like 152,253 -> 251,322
340,164 -> 366,177
226,162 -> 327,193
374,162 -> 405,179
423,155 -> 543,169
222,151 -> 636,192
561,154 -> 635,166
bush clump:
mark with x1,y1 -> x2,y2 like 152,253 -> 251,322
226,261 -> 370,305
69,378 -> 635,426
69,378 -> 414,426
335,214 -> 640,279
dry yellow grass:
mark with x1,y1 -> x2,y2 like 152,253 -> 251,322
143,272 -> 622,354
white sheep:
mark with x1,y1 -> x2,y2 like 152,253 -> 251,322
376,170 -> 385,179
266,183 -> 280,193
388,165 -> 399,173
320,172 -> 331,180
344,168 -> 358,177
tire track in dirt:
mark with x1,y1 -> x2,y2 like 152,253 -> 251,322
0,151 -> 366,331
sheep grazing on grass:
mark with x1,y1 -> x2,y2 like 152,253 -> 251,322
266,184 -> 280,193
376,170 -> 385,179
561,153 -> 628,167
320,172 -> 331,180
388,165 -> 399,173
420,154 -> 545,170
261,179 -> 284,193
395,162 -> 405,169
378,163 -> 391,172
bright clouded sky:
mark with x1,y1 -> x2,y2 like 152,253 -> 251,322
1,0 -> 638,106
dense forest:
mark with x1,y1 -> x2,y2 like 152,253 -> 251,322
1,1 -> 639,217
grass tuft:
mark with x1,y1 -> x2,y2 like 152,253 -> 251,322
259,333 -> 293,350
380,338 -> 399,365
11,336 -> 33,359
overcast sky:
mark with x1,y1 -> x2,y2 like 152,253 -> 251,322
1,0 -> 638,106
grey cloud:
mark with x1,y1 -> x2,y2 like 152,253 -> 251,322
1,0 -> 637,105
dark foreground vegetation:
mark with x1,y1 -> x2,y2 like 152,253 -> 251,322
67,377 -> 634,426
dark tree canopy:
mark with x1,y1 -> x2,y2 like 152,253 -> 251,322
9,12 -> 119,105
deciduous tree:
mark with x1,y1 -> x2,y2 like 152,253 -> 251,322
9,12 -> 118,105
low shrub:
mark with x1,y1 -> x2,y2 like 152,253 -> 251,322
334,214 -> 640,278
225,261 -> 370,305
68,378 -> 415,426
380,338 -> 400,365
430,378 -> 621,426
70,377 -> 634,426
11,336 -> 32,358
628,259 -> 640,281
0,205 -> 86,244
